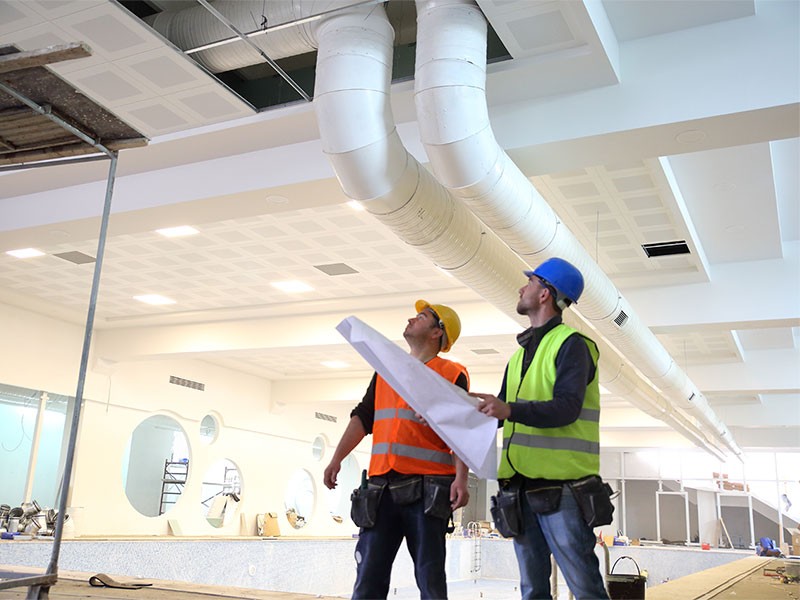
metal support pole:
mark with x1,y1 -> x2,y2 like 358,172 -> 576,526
0,81 -> 119,600
23,392 -> 48,503
45,150 -> 118,571
775,454 -> 785,546
620,452 -> 627,537
684,491 -> 691,544
655,481 -> 662,542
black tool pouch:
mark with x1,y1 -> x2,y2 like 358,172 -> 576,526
524,485 -> 563,515
388,475 -> 423,506
490,488 -> 522,538
568,475 -> 615,528
350,481 -> 386,528
423,475 -> 454,520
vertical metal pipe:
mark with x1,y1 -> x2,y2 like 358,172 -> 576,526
775,454 -> 785,546
22,392 -> 48,503
45,151 -> 118,577
684,492 -> 690,544
621,453 -> 627,537
655,485 -> 662,542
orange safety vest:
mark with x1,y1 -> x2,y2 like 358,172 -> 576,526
369,356 -> 469,477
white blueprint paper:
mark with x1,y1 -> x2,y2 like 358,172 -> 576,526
337,316 -> 498,480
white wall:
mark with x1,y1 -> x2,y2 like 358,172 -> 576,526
0,302 -> 371,538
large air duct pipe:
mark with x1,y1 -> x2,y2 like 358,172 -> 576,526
145,0 -> 321,72
312,2 -> 729,459
313,3 -> 530,314
412,0 -> 741,458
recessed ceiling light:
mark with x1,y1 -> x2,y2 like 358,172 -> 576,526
347,200 -> 365,211
322,360 -> 349,369
271,280 -> 314,293
675,129 -> 707,144
6,248 -> 45,258
134,294 -> 176,305
156,225 -> 199,237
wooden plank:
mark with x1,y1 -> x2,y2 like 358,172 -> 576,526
0,142 -> 96,165
0,43 -> 91,74
646,557 -> 793,600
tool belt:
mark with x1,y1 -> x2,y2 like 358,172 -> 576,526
568,474 -> 615,528
490,474 -> 615,537
350,473 -> 454,528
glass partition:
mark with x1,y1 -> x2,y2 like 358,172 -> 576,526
0,382 -> 70,508
122,414 -> 190,517
284,468 -> 315,529
201,458 -> 241,527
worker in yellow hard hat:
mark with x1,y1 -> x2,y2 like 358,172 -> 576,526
324,299 -> 469,599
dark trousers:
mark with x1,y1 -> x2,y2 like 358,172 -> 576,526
352,485 -> 449,599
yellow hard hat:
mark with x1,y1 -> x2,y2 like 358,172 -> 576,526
415,299 -> 461,352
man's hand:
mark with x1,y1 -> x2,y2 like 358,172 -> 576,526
473,392 -> 512,420
323,461 -> 340,490
450,477 -> 469,510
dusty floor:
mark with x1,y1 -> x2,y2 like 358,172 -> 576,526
3,557 -> 798,600
0,571 -> 338,600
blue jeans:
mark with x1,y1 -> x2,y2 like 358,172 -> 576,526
352,484 -> 449,599
513,485 -> 609,600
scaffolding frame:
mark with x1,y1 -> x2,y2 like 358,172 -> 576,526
0,44 -> 129,600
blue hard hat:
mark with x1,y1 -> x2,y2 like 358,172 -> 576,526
524,258 -> 585,307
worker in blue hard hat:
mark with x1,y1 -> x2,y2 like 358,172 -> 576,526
473,257 -> 613,600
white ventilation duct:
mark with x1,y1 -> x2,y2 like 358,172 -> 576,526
145,0 -> 321,72
412,0 -> 741,457
313,4 -> 725,461
313,2 -> 527,313
146,0 -> 736,459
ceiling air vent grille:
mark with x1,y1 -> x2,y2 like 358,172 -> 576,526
642,240 -> 690,258
314,263 -> 358,276
169,375 -> 205,391
53,251 -> 96,264
315,411 -> 337,423
613,310 -> 629,328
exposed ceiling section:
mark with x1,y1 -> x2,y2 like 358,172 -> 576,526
0,42 -> 147,164
0,0 -> 797,454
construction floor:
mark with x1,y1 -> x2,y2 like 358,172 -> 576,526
2,557 -> 798,599
0,569 -> 337,600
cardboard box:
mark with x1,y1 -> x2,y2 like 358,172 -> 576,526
789,527 -> 800,554
257,512 -> 281,537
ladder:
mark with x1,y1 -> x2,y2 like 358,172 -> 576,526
159,459 -> 188,515
467,521 -> 481,578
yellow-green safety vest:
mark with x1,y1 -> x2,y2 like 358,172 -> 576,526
498,324 -> 601,480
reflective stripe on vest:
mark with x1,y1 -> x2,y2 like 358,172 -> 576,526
498,324 -> 601,481
369,355 -> 469,477
372,442 -> 455,466
375,408 -> 419,423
